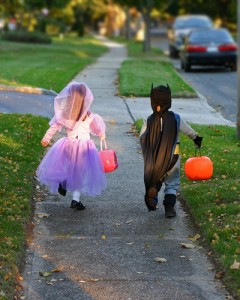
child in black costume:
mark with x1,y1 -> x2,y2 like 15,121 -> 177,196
140,84 -> 203,218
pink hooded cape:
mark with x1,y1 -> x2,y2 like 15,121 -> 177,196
50,81 -> 94,131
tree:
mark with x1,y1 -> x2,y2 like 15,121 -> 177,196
1,0 -> 23,17
114,0 -> 165,52
66,0 -> 109,36
167,0 -> 237,25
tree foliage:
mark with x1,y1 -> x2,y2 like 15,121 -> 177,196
115,0 -> 236,24
167,0 -> 236,23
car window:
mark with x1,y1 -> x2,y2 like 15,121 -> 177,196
174,17 -> 212,29
189,30 -> 234,43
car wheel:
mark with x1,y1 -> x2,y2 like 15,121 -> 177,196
169,46 -> 178,58
180,60 -> 184,70
230,64 -> 237,72
184,62 -> 191,72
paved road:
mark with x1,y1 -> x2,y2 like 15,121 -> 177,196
151,36 -> 238,124
0,90 -> 54,118
175,61 -> 237,123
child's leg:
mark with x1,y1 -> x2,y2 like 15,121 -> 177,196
163,163 -> 180,217
58,182 -> 67,196
163,168 -> 180,203
71,191 -> 85,210
72,191 -> 81,202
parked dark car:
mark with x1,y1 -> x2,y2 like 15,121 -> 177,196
168,15 -> 213,58
179,28 -> 237,72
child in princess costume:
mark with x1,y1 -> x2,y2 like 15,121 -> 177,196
36,81 -> 107,210
140,84 -> 203,218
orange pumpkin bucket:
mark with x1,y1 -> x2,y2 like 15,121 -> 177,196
184,150 -> 213,181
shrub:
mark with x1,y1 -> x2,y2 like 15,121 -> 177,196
1,30 -> 52,44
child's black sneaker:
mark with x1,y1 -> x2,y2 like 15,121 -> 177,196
164,203 -> 176,218
70,200 -> 85,210
58,183 -> 66,196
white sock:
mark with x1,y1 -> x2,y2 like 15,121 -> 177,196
72,191 -> 81,202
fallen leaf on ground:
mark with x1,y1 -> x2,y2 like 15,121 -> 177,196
4,272 -> 12,281
230,260 -> 240,270
126,219 -> 133,224
36,213 -> 50,218
188,233 -> 201,241
180,243 -> 195,249
89,278 -> 100,282
39,272 -> 52,277
215,271 -> 225,279
51,268 -> 63,273
107,120 -> 117,125
15,285 -> 23,291
154,257 -> 167,263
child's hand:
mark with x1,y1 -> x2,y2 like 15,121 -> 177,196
100,135 -> 106,140
41,139 -> 49,147
193,135 -> 203,148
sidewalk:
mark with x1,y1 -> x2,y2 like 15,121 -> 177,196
18,36 -> 234,300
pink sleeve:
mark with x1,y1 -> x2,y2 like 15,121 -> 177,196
42,123 -> 62,143
90,114 -> 106,136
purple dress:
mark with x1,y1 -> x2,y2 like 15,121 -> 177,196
36,113 -> 107,196
36,81 -> 107,197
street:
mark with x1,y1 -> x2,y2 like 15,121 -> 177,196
151,35 -> 237,123
0,35 -> 237,124
0,90 -> 54,118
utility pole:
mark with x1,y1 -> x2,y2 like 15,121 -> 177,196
237,0 -> 240,138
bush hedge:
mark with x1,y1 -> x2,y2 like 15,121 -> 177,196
1,30 -> 52,44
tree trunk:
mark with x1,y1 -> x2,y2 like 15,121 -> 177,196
124,7 -> 131,40
142,0 -> 153,52
143,12 -> 151,52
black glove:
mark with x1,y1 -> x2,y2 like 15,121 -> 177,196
193,135 -> 203,148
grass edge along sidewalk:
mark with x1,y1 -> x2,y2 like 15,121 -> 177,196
0,114 -> 49,300
0,34 -> 108,300
125,40 -> 239,299
134,120 -> 240,300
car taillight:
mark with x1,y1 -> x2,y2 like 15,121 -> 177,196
218,44 -> 238,52
187,45 -> 207,53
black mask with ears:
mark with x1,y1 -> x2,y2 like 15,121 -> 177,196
150,83 -> 172,113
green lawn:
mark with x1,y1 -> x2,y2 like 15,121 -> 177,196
115,38 -> 196,98
119,59 -> 196,97
0,34 -> 107,93
0,113 -> 49,300
181,125 -> 240,297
